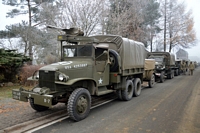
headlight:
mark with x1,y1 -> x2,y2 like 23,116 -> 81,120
58,74 -> 64,81
36,71 -> 39,79
58,73 -> 69,82
33,70 -> 39,79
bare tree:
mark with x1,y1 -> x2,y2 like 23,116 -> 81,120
106,0 -> 146,40
158,0 -> 196,52
168,1 -> 196,52
105,0 -> 161,48
48,0 -> 106,36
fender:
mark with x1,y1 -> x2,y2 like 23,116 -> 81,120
146,70 -> 155,80
55,78 -> 97,86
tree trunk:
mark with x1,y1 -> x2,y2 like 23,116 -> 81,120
27,0 -> 33,65
164,0 -> 167,52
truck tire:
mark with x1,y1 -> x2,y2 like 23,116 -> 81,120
168,70 -> 174,79
174,69 -> 179,76
121,80 -> 134,101
109,50 -> 119,72
29,98 -> 49,112
172,70 -> 174,78
160,72 -> 165,83
133,78 -> 141,97
67,88 -> 91,121
148,74 -> 155,88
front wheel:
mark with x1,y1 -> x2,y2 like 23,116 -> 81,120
160,72 -> 165,83
67,88 -> 91,121
174,69 -> 179,76
168,70 -> 174,79
29,98 -> 49,112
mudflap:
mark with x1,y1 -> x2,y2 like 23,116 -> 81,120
12,89 -> 53,107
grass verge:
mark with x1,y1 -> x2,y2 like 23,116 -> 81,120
0,85 -> 32,98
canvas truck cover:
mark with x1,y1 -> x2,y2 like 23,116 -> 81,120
148,52 -> 176,66
145,59 -> 155,70
91,35 -> 146,70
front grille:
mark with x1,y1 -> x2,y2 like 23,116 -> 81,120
39,70 -> 55,91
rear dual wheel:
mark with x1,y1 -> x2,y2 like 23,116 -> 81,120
117,78 -> 142,99
133,78 -> 142,97
117,79 -> 141,100
121,80 -> 134,101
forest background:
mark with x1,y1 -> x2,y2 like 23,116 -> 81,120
0,0 -> 198,83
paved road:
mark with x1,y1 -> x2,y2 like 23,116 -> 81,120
33,68 -> 200,133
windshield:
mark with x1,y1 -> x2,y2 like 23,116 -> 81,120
63,45 -> 93,57
149,56 -> 164,62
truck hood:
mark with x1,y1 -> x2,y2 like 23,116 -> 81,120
40,61 -> 91,71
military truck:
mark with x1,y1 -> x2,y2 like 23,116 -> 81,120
143,59 -> 156,88
147,52 -> 178,82
12,26 -> 147,121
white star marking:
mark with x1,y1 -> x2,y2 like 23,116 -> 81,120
98,78 -> 103,84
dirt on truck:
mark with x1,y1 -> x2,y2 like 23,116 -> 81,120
12,26 -> 147,121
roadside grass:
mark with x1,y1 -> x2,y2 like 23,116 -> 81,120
0,85 -> 32,98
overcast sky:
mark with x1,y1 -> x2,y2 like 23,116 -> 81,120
183,0 -> 200,58
0,0 -> 200,59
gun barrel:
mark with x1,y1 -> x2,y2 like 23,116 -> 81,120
47,25 -> 62,30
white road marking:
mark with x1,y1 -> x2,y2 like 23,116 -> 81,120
25,99 -> 115,133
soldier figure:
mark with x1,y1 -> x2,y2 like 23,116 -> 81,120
188,62 -> 195,75
181,61 -> 187,75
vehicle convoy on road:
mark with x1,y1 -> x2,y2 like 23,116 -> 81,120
143,59 -> 156,88
147,52 -> 179,83
12,26 -> 147,121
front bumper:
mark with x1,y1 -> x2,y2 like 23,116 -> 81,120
155,73 -> 161,77
12,89 -> 53,107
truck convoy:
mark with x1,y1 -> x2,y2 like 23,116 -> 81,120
147,52 -> 179,82
12,27 -> 148,121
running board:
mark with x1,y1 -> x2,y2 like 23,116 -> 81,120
96,87 -> 114,96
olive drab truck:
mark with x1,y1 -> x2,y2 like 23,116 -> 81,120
147,52 -> 179,83
12,26 -> 147,121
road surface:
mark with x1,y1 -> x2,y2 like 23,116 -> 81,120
31,68 -> 200,133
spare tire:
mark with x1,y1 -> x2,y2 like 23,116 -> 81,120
109,49 -> 119,72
